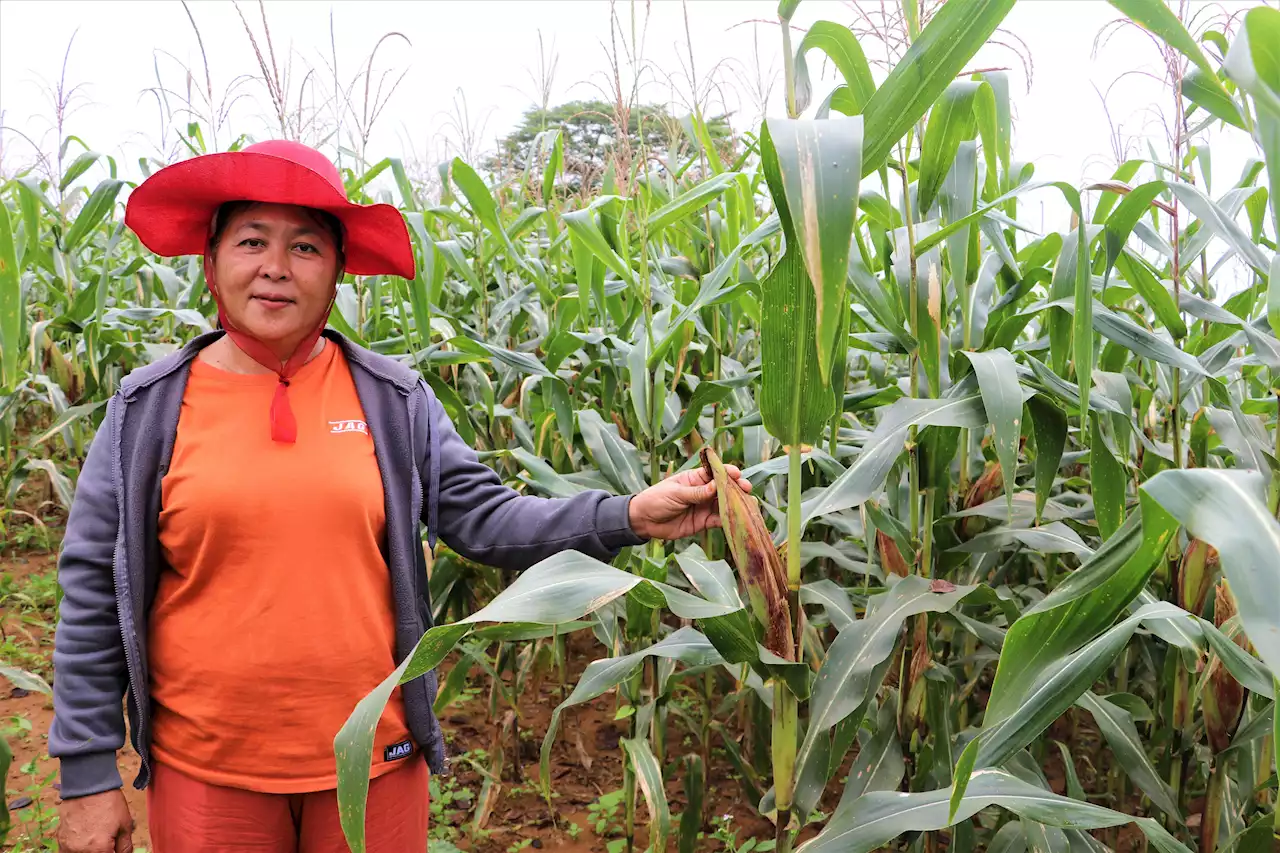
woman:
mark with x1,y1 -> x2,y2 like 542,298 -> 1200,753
49,140 -> 750,852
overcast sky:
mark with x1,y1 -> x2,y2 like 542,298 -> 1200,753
0,0 -> 1268,230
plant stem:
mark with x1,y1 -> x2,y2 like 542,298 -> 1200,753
901,144 -> 922,547
773,681 -> 798,853
921,489 -> 936,577
1172,367 -> 1182,468
1201,756 -> 1227,852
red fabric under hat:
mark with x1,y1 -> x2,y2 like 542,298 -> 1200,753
124,140 -> 416,443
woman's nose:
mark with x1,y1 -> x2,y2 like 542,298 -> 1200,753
258,244 -> 291,280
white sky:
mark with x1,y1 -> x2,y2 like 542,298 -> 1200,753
0,0 -> 1269,231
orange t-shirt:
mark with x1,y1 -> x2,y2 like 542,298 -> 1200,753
150,340 -> 413,793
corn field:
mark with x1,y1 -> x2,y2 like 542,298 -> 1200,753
2,0 -> 1280,851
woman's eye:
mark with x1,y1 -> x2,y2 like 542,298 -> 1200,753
294,243 -> 318,254
239,238 -> 265,248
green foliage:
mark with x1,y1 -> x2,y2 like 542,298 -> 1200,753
4,3 -> 1280,853
485,99 -> 734,194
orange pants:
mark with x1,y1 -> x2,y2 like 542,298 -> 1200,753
145,758 -> 430,852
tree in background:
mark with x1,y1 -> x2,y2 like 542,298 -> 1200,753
485,99 -> 734,197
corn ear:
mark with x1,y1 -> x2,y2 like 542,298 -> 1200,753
1203,580 -> 1248,754
900,614 -> 931,738
960,462 -> 1003,539
877,530 -> 911,578
701,446 -> 794,660
1201,581 -> 1250,852
1177,538 -> 1218,617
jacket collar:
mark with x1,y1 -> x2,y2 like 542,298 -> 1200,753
118,329 -> 419,398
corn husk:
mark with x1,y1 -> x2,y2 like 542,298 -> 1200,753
1177,538 -> 1218,617
1202,580 -> 1247,753
960,462 -> 1003,539
877,530 -> 911,578
701,446 -> 793,660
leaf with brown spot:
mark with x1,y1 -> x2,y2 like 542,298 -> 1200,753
763,115 -> 864,388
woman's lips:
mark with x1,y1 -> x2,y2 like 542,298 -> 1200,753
252,294 -> 294,310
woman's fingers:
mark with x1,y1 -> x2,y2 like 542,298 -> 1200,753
667,463 -> 750,494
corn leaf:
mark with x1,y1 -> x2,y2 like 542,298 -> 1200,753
1142,468 -> 1280,676
660,378 -> 739,447
800,768 -> 1192,853
651,214 -> 780,368
0,733 -> 10,836
1027,395 -> 1067,523
563,208 -> 634,287
1224,6 -> 1280,231
577,409 -> 647,494
673,543 -> 744,608
646,171 -> 739,233
1180,68 -> 1246,130
858,0 -> 1016,176
677,754 -> 706,853
1165,182 -> 1270,276
1098,181 -> 1168,284
951,522 -> 1093,559
801,391 -> 989,528
836,698 -> 905,809
793,21 -> 875,116
917,81 -> 981,215
983,499 -> 1177,727
62,178 -> 122,252
792,576 -> 981,817
539,627 -> 724,801
0,201 -> 19,391
336,553 -> 734,851
975,600 -> 1193,772
622,737 -> 672,851
764,115 -> 863,387
1106,0 -> 1220,78
1092,304 -> 1208,376
962,348 -> 1022,520
1090,413 -> 1128,540
1075,691 -> 1180,818
1114,250 -> 1187,339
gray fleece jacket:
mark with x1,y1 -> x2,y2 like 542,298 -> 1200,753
48,329 -> 647,799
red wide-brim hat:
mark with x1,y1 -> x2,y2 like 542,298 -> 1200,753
124,139 -> 416,279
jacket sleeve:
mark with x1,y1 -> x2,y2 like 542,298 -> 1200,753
48,395 -> 129,799
415,382 -> 649,571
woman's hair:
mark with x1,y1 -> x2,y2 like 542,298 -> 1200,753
206,200 -> 346,266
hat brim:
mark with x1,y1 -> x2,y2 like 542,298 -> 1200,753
124,150 -> 416,279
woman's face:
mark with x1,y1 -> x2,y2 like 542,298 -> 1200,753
209,202 -> 341,359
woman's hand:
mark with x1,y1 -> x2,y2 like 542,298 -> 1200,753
57,789 -> 134,853
628,464 -> 752,541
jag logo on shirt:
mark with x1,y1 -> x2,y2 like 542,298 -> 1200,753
329,419 -> 369,435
